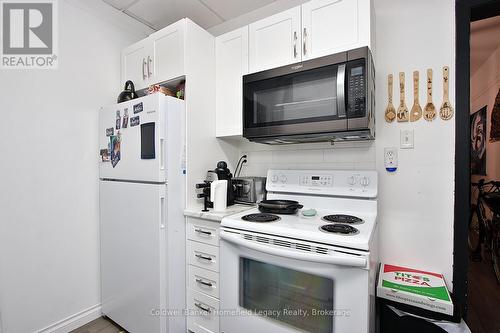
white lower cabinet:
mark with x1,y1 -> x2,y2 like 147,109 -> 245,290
187,240 -> 220,272
186,217 -> 221,333
188,265 -> 220,299
187,289 -> 220,333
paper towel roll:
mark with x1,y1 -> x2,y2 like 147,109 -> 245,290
210,180 -> 227,212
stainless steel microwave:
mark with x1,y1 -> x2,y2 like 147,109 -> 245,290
243,47 -> 375,144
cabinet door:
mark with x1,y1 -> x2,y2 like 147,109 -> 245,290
121,40 -> 148,90
302,0 -> 359,60
249,6 -> 301,73
149,20 -> 185,84
215,27 -> 249,137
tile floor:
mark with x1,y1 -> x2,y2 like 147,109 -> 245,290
70,317 -> 125,333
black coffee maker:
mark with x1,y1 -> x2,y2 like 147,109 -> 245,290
195,161 -> 235,211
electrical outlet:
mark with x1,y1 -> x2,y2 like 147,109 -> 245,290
400,129 -> 414,149
384,147 -> 398,172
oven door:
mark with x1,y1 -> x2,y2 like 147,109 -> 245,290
219,229 -> 371,333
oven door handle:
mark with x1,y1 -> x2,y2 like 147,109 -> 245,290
220,232 -> 367,267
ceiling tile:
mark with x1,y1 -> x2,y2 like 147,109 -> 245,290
102,0 -> 138,11
201,0 -> 276,20
126,0 -> 223,30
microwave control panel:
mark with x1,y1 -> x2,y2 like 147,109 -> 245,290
347,64 -> 366,117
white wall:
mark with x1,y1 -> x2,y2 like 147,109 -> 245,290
374,0 -> 455,286
0,1 -> 150,332
239,141 -> 375,176
238,0 -> 456,286
183,21 -> 241,209
470,44 -> 500,183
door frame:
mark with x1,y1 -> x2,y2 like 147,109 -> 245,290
454,0 -> 500,320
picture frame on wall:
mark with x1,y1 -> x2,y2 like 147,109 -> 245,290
471,106 -> 487,175
490,88 -> 500,142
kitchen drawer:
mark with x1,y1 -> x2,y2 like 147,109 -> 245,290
188,265 -> 220,299
187,288 -> 219,333
187,240 -> 219,272
187,218 -> 220,247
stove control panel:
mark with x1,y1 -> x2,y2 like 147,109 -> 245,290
299,175 -> 333,187
267,170 -> 377,198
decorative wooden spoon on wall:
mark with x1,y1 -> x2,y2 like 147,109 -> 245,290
423,69 -> 436,121
410,71 -> 422,122
439,66 -> 454,120
397,72 -> 409,122
385,74 -> 396,123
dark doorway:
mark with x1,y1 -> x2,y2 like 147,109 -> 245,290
455,0 -> 500,329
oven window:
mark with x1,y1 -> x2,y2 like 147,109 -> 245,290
240,258 -> 333,333
244,65 -> 339,128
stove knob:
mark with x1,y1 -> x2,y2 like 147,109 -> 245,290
347,176 -> 356,185
360,176 -> 370,187
280,174 -> 287,183
271,175 -> 278,183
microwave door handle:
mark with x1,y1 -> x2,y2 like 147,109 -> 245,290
220,232 -> 366,267
337,64 -> 346,118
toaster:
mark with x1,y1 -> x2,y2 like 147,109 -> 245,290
233,176 -> 267,204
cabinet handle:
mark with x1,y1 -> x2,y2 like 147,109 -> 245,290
194,302 -> 211,313
293,31 -> 298,59
195,278 -> 214,287
303,28 -> 307,56
195,253 -> 213,261
142,58 -> 147,80
195,228 -> 212,236
147,55 -> 152,78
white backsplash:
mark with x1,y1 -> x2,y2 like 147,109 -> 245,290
237,140 -> 376,177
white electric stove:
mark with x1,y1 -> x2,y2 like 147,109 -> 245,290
220,169 -> 378,333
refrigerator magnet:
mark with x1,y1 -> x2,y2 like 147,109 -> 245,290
115,110 -> 121,130
130,116 -> 140,127
122,108 -> 129,128
106,127 -> 114,136
133,102 -> 143,114
110,135 -> 121,168
100,148 -> 110,162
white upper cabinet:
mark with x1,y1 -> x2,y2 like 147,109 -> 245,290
149,20 -> 185,84
302,0 -> 361,60
301,0 -> 374,60
215,27 -> 249,137
121,19 -> 186,90
121,39 -> 149,90
249,6 -> 301,73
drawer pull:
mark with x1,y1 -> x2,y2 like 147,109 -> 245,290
195,254 -> 213,261
194,302 -> 211,313
195,278 -> 213,287
195,228 -> 212,236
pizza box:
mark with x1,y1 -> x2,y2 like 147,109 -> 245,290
377,263 -> 454,316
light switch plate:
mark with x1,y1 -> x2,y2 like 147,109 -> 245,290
400,129 -> 414,149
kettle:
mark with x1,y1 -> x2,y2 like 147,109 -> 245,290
117,80 -> 138,103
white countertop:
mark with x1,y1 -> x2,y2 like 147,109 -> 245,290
184,204 -> 255,222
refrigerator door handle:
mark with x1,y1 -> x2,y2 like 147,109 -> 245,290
160,197 -> 165,229
160,138 -> 165,170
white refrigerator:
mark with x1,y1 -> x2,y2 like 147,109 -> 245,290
98,94 -> 186,333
